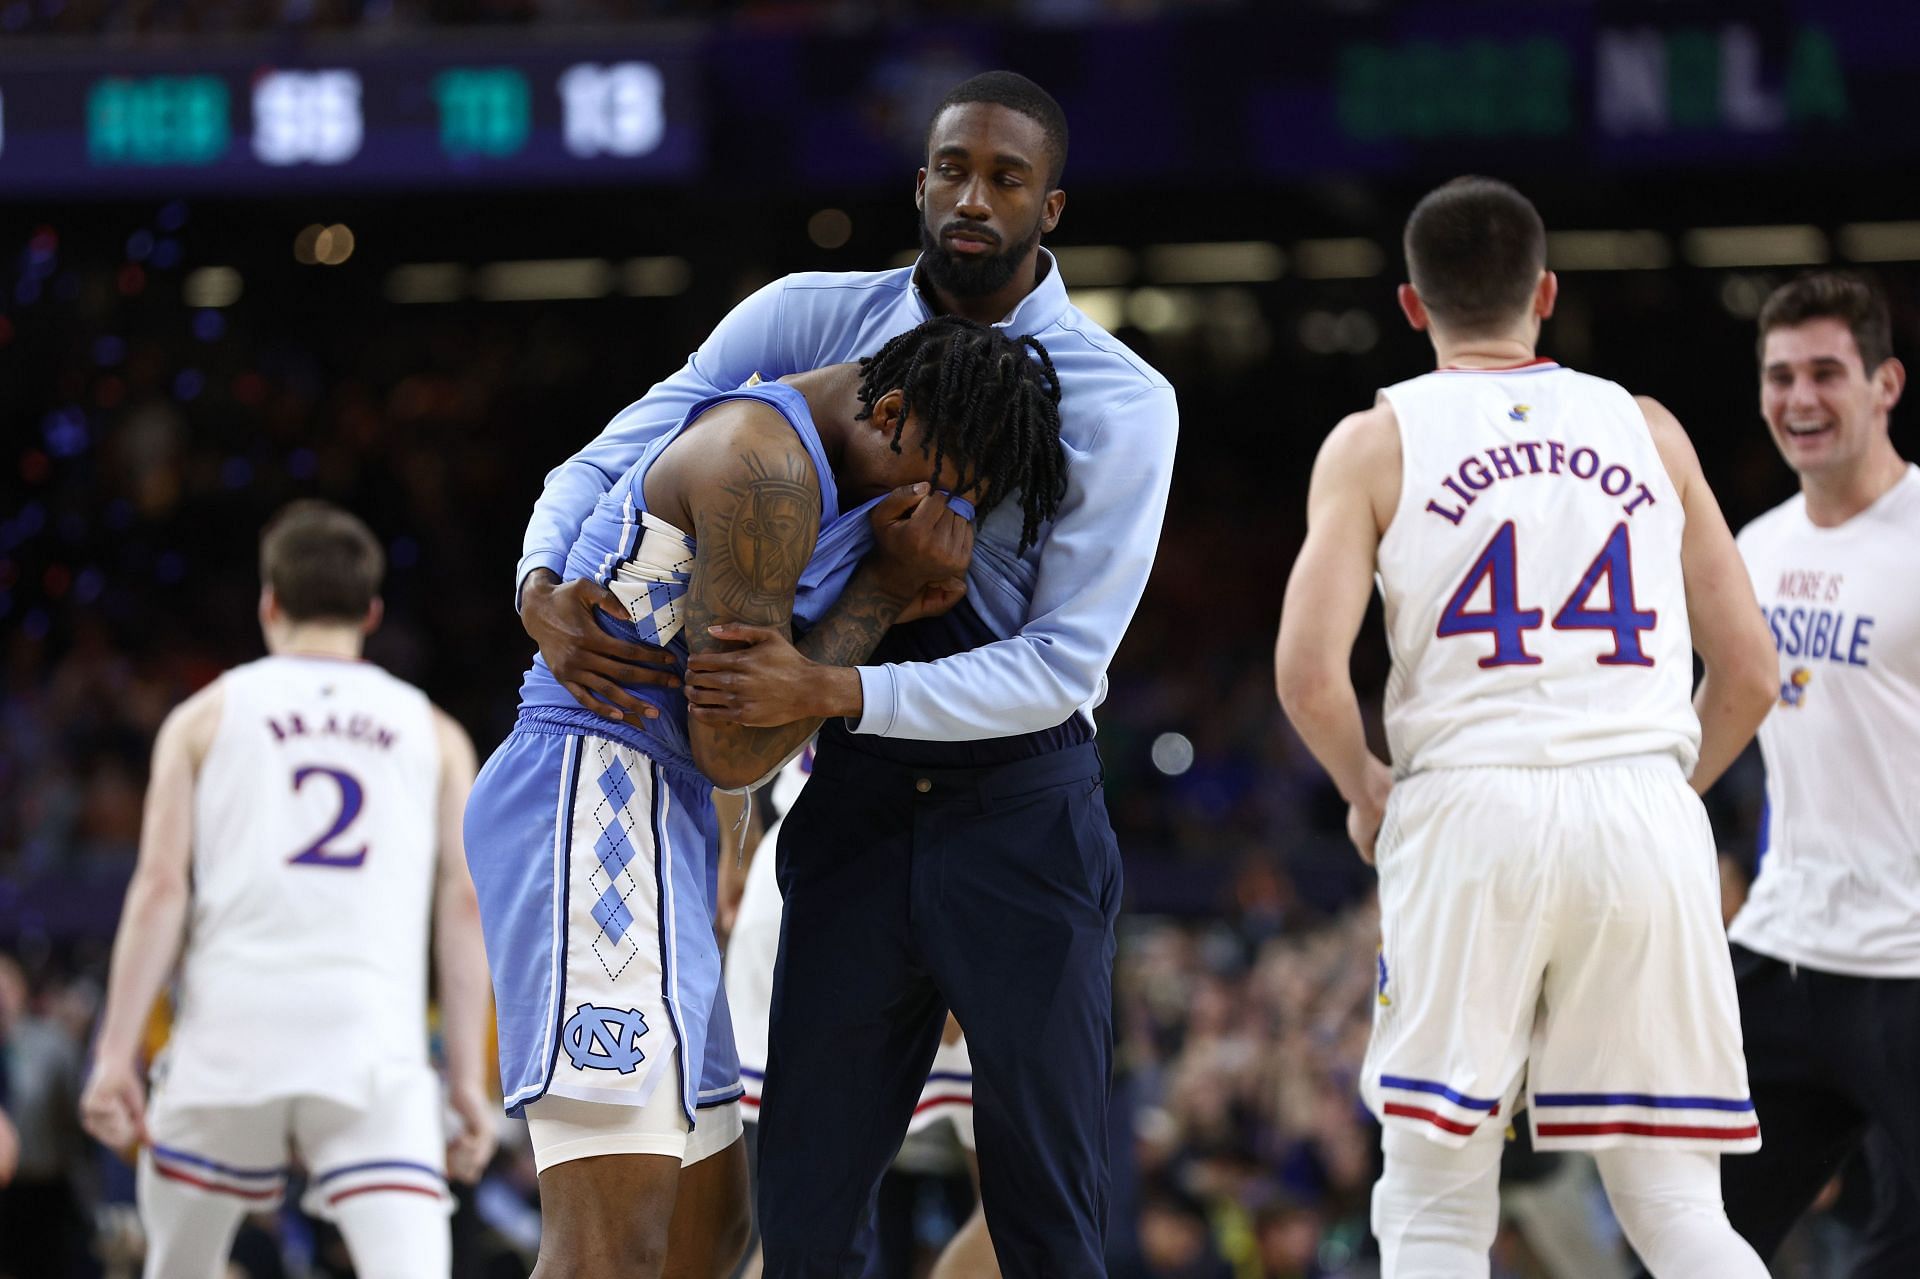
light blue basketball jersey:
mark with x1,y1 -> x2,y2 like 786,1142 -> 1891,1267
515,381 -> 883,771
472,381 -> 892,1121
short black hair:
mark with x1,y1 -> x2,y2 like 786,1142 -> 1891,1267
856,316 -> 1067,553
928,71 -> 1069,189
1404,176 -> 1547,336
259,500 -> 384,623
1758,271 -> 1894,372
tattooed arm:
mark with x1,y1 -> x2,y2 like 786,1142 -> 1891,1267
685,489 -> 975,734
681,420 -> 825,790
687,490 -> 967,787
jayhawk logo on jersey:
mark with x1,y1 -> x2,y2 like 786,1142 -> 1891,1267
1779,667 -> 1813,708
1508,404 -> 1531,422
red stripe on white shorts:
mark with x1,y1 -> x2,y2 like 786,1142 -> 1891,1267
1383,1103 -> 1482,1137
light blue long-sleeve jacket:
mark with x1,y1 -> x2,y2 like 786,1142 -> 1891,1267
520,251 -> 1179,741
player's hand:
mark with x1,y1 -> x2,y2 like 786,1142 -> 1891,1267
687,625 -> 822,727
1345,758 -> 1395,866
519,571 -> 679,723
867,484 -> 975,604
79,1060 -> 148,1154
0,1107 -> 18,1187
894,576 -> 969,626
445,1084 -> 498,1185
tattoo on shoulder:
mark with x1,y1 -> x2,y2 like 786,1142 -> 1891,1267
695,448 -> 820,627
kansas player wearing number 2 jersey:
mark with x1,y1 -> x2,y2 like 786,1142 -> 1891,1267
1275,178 -> 1780,1279
79,503 -> 496,1279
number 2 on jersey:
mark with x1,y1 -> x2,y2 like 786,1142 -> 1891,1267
1437,521 -> 1657,667
288,766 -> 369,868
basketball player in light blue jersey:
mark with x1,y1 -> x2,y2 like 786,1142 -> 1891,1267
463,316 -> 1067,1279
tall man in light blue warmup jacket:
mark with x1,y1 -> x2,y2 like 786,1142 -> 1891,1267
518,72 -> 1177,1276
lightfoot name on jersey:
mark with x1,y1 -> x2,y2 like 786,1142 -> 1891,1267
1424,438 -> 1659,526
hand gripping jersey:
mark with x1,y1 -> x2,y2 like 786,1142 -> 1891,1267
513,381 -> 889,776
1376,362 -> 1700,777
1730,464 -> 1920,977
163,655 -> 440,1109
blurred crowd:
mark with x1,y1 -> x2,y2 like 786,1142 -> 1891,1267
0,201 -> 1394,905
0,187 -> 1869,1275
0,196 -> 1389,1276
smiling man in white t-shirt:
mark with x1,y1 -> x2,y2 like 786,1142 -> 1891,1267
1719,271 -> 1920,1275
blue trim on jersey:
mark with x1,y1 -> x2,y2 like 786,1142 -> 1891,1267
1377,1075 -> 1499,1111
505,735 -> 583,1115
1533,1092 -> 1755,1112
1755,792 -> 1771,870
149,1145 -> 287,1181
314,1159 -> 445,1185
924,1071 -> 972,1086
673,382 -> 842,531
697,1084 -> 746,1109
649,758 -> 695,1127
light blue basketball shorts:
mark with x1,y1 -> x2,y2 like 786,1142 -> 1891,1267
465,718 -> 742,1126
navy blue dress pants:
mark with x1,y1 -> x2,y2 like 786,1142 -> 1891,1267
756,740 -> 1121,1278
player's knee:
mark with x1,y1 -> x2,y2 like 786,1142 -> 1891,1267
1595,1148 -> 1767,1279
329,1192 -> 452,1279
538,1180 -> 675,1278
706,1192 -> 753,1278
538,1222 -> 671,1279
723,1187 -> 754,1268
1372,1127 -> 1505,1251
661,1190 -> 752,1279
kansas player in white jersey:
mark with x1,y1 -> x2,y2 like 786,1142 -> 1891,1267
1275,177 -> 1780,1278
79,502 -> 496,1279
1699,272 -> 1920,1274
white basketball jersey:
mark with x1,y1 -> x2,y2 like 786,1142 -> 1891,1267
162,655 -> 441,1108
1729,464 -> 1920,977
1376,362 -> 1698,776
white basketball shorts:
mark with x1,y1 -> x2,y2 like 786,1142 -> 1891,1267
1363,754 -> 1761,1154
142,1060 -> 452,1217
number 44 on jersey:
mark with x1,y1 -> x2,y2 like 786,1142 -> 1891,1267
1437,521 -> 1658,667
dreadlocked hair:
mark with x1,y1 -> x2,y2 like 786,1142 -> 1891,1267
855,316 -> 1067,552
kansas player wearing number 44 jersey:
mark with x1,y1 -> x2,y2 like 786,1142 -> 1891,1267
80,503 -> 497,1279
1275,178 -> 1780,1278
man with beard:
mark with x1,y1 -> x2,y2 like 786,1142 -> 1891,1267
516,71 -> 1177,1277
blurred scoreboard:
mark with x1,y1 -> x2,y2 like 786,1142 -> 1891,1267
0,45 -> 701,195
0,4 -> 1904,199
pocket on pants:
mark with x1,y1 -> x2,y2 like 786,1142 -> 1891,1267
1054,778 -> 1121,920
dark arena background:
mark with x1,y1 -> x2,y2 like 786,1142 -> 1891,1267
2,3 -> 1916,1275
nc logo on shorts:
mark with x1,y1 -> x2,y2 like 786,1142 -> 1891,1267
561,1003 -> 650,1074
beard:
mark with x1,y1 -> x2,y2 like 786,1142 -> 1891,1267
918,211 -> 1044,299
